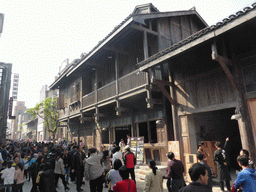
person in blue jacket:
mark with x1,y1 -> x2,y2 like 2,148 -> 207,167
235,155 -> 256,192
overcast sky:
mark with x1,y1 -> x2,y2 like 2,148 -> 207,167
0,0 -> 255,108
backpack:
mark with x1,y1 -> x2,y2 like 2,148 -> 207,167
30,162 -> 39,177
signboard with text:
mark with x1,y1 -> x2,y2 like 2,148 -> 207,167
131,137 -> 144,165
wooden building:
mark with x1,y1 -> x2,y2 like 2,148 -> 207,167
49,4 -> 207,164
139,3 -> 256,166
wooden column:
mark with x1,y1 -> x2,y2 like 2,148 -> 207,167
170,72 -> 180,141
115,52 -> 119,95
95,68 -> 98,103
115,52 -> 121,116
212,40 -> 256,162
143,30 -> 149,60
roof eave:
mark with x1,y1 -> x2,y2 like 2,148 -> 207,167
139,5 -> 256,71
66,17 -> 134,77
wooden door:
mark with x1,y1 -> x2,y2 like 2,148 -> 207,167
180,115 -> 191,154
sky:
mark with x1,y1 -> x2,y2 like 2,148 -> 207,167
0,0 -> 255,108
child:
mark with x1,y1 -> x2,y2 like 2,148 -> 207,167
1,161 -> 15,192
13,163 -> 24,192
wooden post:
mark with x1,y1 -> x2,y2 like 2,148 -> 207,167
143,30 -> 149,60
212,40 -> 256,162
95,68 -> 98,103
169,72 -> 180,141
115,52 -> 121,115
115,52 -> 119,95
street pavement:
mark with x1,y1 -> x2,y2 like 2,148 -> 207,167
21,169 -> 237,192
21,177 -> 231,192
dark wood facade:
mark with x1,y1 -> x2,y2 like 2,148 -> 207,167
49,4 -> 207,164
139,3 -> 256,164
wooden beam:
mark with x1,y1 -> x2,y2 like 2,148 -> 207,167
212,42 -> 238,90
131,24 -> 159,36
103,46 -> 129,55
82,117 -> 94,121
155,82 -> 175,105
153,79 -> 172,86
146,98 -> 163,105
115,107 -> 129,113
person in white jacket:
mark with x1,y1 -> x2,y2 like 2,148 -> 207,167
143,160 -> 163,192
1,161 -> 15,192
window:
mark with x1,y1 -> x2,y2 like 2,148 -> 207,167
149,121 -> 157,143
102,129 -> 109,144
138,122 -> 149,143
243,64 -> 256,93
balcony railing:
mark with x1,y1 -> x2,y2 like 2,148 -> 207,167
118,70 -> 147,94
98,81 -> 116,102
82,91 -> 96,108
82,70 -> 147,108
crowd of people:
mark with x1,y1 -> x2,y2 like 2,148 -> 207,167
0,136 -> 254,192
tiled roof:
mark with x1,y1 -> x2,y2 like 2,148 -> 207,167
80,14 -> 133,60
137,3 -> 256,68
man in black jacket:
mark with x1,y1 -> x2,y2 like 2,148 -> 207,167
72,146 -> 86,192
179,163 -> 211,192
214,141 -> 231,192
63,148 -> 72,185
69,145 -> 77,182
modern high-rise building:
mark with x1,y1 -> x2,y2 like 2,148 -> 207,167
10,101 -> 26,140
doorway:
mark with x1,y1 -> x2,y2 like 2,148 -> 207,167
194,108 -> 242,170
115,125 -> 131,144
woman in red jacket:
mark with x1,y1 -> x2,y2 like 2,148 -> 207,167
113,166 -> 137,192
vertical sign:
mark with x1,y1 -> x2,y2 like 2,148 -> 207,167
131,137 -> 144,165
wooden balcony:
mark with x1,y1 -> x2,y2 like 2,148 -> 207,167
98,81 -> 116,102
82,70 -> 147,109
82,91 -> 96,108
118,70 -> 147,94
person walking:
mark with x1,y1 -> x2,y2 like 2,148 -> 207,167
30,155 -> 45,192
69,145 -> 77,182
197,153 -> 212,191
13,163 -> 24,192
113,166 -> 137,192
234,155 -> 256,192
1,161 -> 15,192
54,152 -> 69,191
84,146 -> 104,192
179,163 -> 211,192
102,150 -> 112,188
108,159 -> 122,192
63,148 -> 71,185
119,139 -> 125,152
123,146 -> 136,182
214,141 -> 231,192
112,146 -> 123,165
39,162 -> 56,192
165,152 -> 185,192
71,146 -> 86,192
143,159 -> 163,192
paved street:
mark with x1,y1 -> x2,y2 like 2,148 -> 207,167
20,175 -> 234,192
